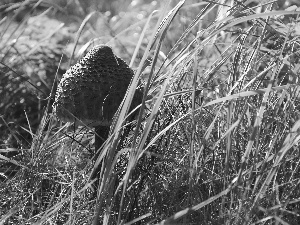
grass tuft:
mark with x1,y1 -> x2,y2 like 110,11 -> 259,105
1,1 -> 300,224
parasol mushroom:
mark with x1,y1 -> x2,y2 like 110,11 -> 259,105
52,45 -> 136,181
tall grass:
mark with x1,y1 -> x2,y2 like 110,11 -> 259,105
1,0 -> 300,224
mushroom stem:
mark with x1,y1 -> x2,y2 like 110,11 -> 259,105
94,125 -> 110,155
92,125 -> 110,189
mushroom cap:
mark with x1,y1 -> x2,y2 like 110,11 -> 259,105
53,45 -> 134,127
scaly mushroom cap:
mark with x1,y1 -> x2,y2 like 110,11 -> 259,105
53,45 -> 134,127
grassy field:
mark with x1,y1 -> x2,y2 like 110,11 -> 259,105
1,0 -> 300,224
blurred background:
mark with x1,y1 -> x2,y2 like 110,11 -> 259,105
1,0 -> 299,146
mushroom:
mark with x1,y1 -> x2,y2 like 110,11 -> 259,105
52,45 -> 136,179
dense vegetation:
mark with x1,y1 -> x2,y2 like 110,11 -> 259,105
1,0 -> 300,224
